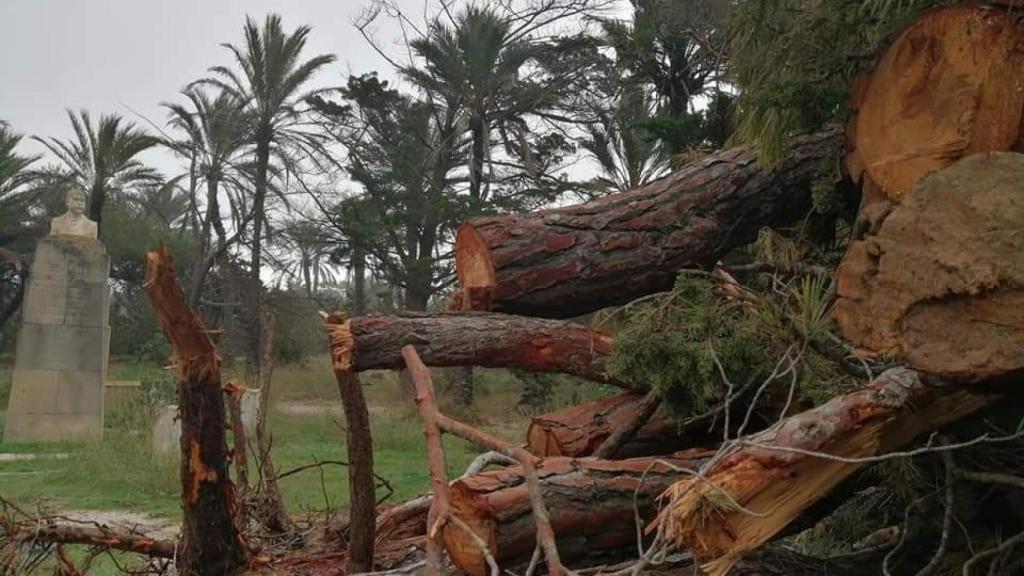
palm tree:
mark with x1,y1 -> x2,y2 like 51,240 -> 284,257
163,88 -> 251,304
199,13 -> 335,364
0,123 -> 40,331
404,6 -> 548,205
580,85 -> 667,195
33,110 -> 160,231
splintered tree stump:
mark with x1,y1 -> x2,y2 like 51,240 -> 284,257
527,392 -> 698,458
144,246 -> 245,576
656,369 -> 996,576
834,153 -> 1024,382
455,129 -> 843,318
337,312 -> 623,386
847,4 -> 1024,204
443,452 -> 711,576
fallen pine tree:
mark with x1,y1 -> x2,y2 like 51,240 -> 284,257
330,311 -> 622,386
454,128 -> 843,318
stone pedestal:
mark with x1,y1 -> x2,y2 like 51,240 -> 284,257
4,236 -> 110,442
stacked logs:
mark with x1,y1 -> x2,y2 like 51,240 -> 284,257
339,5 -> 1024,575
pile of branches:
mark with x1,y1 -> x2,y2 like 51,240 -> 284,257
4,5 -> 1024,576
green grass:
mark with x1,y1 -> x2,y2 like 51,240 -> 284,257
0,356 -> 608,523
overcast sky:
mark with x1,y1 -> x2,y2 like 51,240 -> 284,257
0,0 -> 454,174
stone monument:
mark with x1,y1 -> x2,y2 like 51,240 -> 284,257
3,186 -> 110,442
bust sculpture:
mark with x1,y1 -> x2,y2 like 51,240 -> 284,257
50,186 -> 97,239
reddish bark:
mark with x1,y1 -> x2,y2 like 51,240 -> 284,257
444,451 -> 711,576
342,312 -> 624,387
455,129 -> 843,318
144,245 -> 245,576
527,392 -> 700,458
324,312 -> 377,574
13,521 -> 179,558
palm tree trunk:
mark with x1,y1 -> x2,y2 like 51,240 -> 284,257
88,182 -> 105,234
249,136 -> 271,378
469,114 -> 486,202
187,178 -> 220,309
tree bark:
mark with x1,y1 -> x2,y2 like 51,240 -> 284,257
834,153 -> 1024,382
224,381 -> 250,516
254,311 -> 294,534
526,392 -> 698,458
324,311 -> 377,574
846,5 -> 1024,205
655,368 -> 997,576
335,311 -> 623,387
455,128 -> 843,318
144,245 -> 245,576
443,451 -> 711,576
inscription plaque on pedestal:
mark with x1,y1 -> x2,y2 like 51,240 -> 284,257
3,187 -> 110,442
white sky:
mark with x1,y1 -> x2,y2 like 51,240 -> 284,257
0,0 -> 438,175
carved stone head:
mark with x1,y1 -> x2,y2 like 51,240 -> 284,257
66,186 -> 87,217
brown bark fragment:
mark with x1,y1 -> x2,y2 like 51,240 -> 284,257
848,5 -> 1024,203
455,129 -> 843,318
656,368 -> 996,576
834,153 -> 1024,381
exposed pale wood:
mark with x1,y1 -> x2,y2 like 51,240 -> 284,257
834,153 -> 1024,382
656,368 -> 996,576
455,129 -> 843,318
847,5 -> 1024,203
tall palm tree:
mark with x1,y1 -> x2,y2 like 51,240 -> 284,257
404,6 -> 548,205
199,13 -> 335,363
580,85 -> 667,195
33,110 -> 160,231
163,88 -> 251,304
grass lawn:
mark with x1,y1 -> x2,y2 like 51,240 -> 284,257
0,355 -> 610,522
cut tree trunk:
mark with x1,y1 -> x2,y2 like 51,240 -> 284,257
337,312 -> 624,387
846,4 -> 1024,205
144,246 -> 245,576
324,311 -> 376,574
655,368 -> 997,576
455,128 -> 843,318
834,153 -> 1024,382
526,392 -> 699,458
443,451 -> 711,576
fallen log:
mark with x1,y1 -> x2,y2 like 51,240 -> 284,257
526,392 -> 700,458
144,245 -> 247,575
455,128 -> 843,318
339,312 -> 621,387
1,519 -> 178,559
834,153 -> 1024,382
443,451 -> 711,576
846,4 -> 1024,205
655,368 -> 997,576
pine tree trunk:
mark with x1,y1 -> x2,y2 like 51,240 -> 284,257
455,129 -> 843,318
144,246 -> 245,576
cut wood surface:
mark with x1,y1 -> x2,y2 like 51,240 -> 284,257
847,4 -> 1024,203
443,451 -> 711,576
655,368 -> 996,576
834,153 -> 1024,382
527,392 -> 698,458
144,245 -> 245,575
455,129 -> 843,318
339,312 -> 622,386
